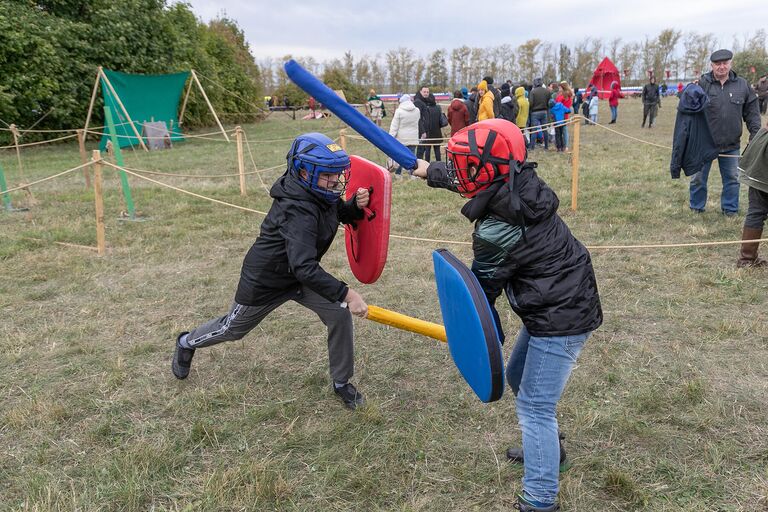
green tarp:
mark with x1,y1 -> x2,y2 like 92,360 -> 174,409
99,69 -> 190,150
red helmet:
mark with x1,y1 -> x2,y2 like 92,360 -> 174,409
446,119 -> 527,198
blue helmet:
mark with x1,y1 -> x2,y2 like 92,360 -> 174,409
286,133 -> 350,203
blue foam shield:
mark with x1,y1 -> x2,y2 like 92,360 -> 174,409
432,249 -> 504,403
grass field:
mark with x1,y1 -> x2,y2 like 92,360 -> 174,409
1,99 -> 767,511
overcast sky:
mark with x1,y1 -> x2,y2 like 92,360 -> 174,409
180,0 -> 766,62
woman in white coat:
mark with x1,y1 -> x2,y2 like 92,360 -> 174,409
388,94 -> 421,177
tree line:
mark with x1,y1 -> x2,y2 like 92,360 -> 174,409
0,0 -> 263,143
261,29 -> 768,103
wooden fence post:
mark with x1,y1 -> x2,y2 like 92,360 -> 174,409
77,129 -> 92,188
570,116 -> 581,212
235,126 -> 246,196
92,150 -> 106,256
339,128 -> 347,152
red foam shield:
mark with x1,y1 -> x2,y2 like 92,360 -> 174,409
344,155 -> 391,284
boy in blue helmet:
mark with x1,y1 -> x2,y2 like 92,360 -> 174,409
172,133 -> 370,410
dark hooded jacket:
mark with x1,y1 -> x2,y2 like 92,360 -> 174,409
235,173 -> 363,306
529,78 -> 550,113
414,92 -> 443,139
425,161 -> 603,337
670,83 -> 720,179
739,127 -> 768,194
699,69 -> 761,151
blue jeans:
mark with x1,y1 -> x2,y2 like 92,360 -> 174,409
689,149 -> 740,213
395,145 -> 416,175
506,326 -> 590,504
610,105 -> 617,122
528,111 -> 548,149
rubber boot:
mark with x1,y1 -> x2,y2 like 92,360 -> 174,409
737,226 -> 768,268
506,432 -> 570,472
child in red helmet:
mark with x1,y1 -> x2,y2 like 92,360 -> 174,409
172,133 -> 370,410
413,119 -> 602,512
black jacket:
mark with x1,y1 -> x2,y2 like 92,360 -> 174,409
426,161 -> 603,337
499,96 -> 520,123
414,92 -> 443,139
641,82 -> 660,105
699,70 -> 761,152
670,83 -> 720,179
466,93 -> 478,124
234,174 -> 363,306
529,85 -> 550,112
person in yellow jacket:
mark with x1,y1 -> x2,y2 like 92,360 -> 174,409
477,80 -> 495,121
515,86 -> 529,130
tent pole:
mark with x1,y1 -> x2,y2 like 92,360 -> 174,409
99,68 -> 149,151
191,70 -> 230,142
83,67 -> 102,135
178,75 -> 194,127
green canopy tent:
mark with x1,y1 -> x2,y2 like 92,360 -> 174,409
83,67 -> 229,151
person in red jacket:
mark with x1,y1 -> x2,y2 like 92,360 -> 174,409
608,81 -> 624,124
447,90 -> 470,135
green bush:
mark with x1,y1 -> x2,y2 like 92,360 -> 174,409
0,0 -> 262,144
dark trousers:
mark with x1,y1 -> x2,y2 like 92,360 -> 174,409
417,143 -> 441,162
642,103 -> 659,127
554,126 -> 565,151
759,97 -> 767,115
185,286 -> 355,384
745,187 -> 768,229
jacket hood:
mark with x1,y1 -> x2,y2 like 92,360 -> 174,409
533,78 -> 543,87
416,92 -> 437,106
677,83 -> 709,114
448,98 -> 465,110
515,86 -> 525,98
398,100 -> 417,111
501,95 -> 513,104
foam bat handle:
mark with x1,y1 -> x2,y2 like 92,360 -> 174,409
340,303 -> 447,342
284,59 -> 418,171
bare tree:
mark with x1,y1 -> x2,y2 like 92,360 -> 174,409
617,42 -> 641,82
683,32 -> 717,79
608,37 -> 622,63
450,45 -> 472,88
518,39 -> 542,81
426,49 -> 449,90
558,44 -> 572,82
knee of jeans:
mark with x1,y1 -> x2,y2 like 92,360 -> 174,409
323,306 -> 352,327
516,394 -> 557,418
225,328 -> 248,341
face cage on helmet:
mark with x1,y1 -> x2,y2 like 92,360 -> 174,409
446,150 -> 503,198
295,160 -> 350,202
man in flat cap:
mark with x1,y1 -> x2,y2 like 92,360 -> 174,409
691,49 -> 761,216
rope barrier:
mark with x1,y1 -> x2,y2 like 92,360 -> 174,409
587,119 -> 741,158
241,132 -> 276,192
9,236 -> 99,252
113,161 -> 284,179
0,133 -> 78,150
0,162 -> 91,193
101,160 -> 268,215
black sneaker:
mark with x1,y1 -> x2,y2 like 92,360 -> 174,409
506,432 -> 570,473
172,332 -> 195,379
333,382 -> 365,410
513,494 -> 560,512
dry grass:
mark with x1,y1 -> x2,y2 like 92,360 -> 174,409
1,100 -> 767,511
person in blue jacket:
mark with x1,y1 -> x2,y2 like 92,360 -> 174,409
549,99 -> 571,152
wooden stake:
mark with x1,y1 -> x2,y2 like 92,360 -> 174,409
339,128 -> 347,152
10,124 -> 23,176
98,68 -> 149,151
83,67 -> 102,135
178,75 -> 194,127
77,129 -> 92,188
235,126 -> 246,196
92,150 -> 106,256
571,116 -> 581,212
190,70 -> 230,142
